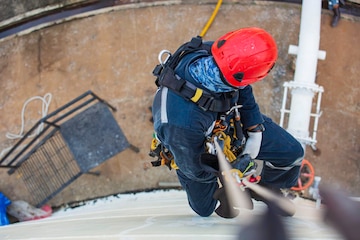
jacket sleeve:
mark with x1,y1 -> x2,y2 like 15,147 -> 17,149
238,85 -> 264,129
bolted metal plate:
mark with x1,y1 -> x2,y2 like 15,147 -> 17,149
60,102 -> 129,172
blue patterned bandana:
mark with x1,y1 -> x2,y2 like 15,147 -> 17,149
189,56 -> 235,93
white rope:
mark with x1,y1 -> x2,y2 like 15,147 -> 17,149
5,93 -> 52,139
0,93 -> 52,158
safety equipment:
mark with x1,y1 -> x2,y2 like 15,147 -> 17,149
243,131 -> 262,159
214,131 -> 237,162
153,36 -> 237,112
212,27 -> 278,87
149,133 -> 178,170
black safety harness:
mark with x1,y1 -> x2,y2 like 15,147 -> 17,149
152,36 -> 236,112
150,36 -> 246,170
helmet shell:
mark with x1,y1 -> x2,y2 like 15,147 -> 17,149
212,27 -> 278,87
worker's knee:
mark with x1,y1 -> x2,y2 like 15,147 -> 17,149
190,202 -> 216,217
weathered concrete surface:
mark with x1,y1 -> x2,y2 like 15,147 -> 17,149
0,1 -> 359,207
0,190 -> 346,240
0,0 -> 90,24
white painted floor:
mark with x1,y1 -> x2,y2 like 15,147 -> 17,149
0,190 -> 344,240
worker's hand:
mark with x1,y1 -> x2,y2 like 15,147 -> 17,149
243,131 -> 262,159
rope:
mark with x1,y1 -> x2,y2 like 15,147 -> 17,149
199,0 -> 223,37
0,93 -> 52,158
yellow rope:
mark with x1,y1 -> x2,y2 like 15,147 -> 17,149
199,0 -> 223,37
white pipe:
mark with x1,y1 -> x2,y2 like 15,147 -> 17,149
287,0 -> 324,148
293,0 -> 322,84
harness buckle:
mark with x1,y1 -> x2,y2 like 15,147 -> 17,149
199,95 -> 214,111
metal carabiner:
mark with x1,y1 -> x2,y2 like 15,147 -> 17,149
225,104 -> 243,115
158,50 -> 172,66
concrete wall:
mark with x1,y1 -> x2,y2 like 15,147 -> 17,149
0,0 -> 359,207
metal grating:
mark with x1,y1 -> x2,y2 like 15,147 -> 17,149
16,131 -> 82,207
0,91 -> 138,207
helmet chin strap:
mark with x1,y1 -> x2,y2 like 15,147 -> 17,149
219,72 -> 244,90
213,57 -> 245,89
214,60 -> 239,89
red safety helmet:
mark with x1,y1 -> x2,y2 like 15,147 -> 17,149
212,27 -> 278,87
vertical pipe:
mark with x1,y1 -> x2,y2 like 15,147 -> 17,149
287,0 -> 322,147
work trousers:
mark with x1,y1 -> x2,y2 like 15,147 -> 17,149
152,87 -> 304,217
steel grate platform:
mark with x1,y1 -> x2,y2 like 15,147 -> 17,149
0,91 -> 138,207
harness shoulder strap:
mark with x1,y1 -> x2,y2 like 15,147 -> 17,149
152,36 -> 234,112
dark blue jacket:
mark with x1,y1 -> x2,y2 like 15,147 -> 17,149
174,49 -> 264,129
152,49 -> 263,182
152,48 -> 304,217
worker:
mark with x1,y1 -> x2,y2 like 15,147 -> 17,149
151,27 -> 304,218
328,0 -> 346,27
